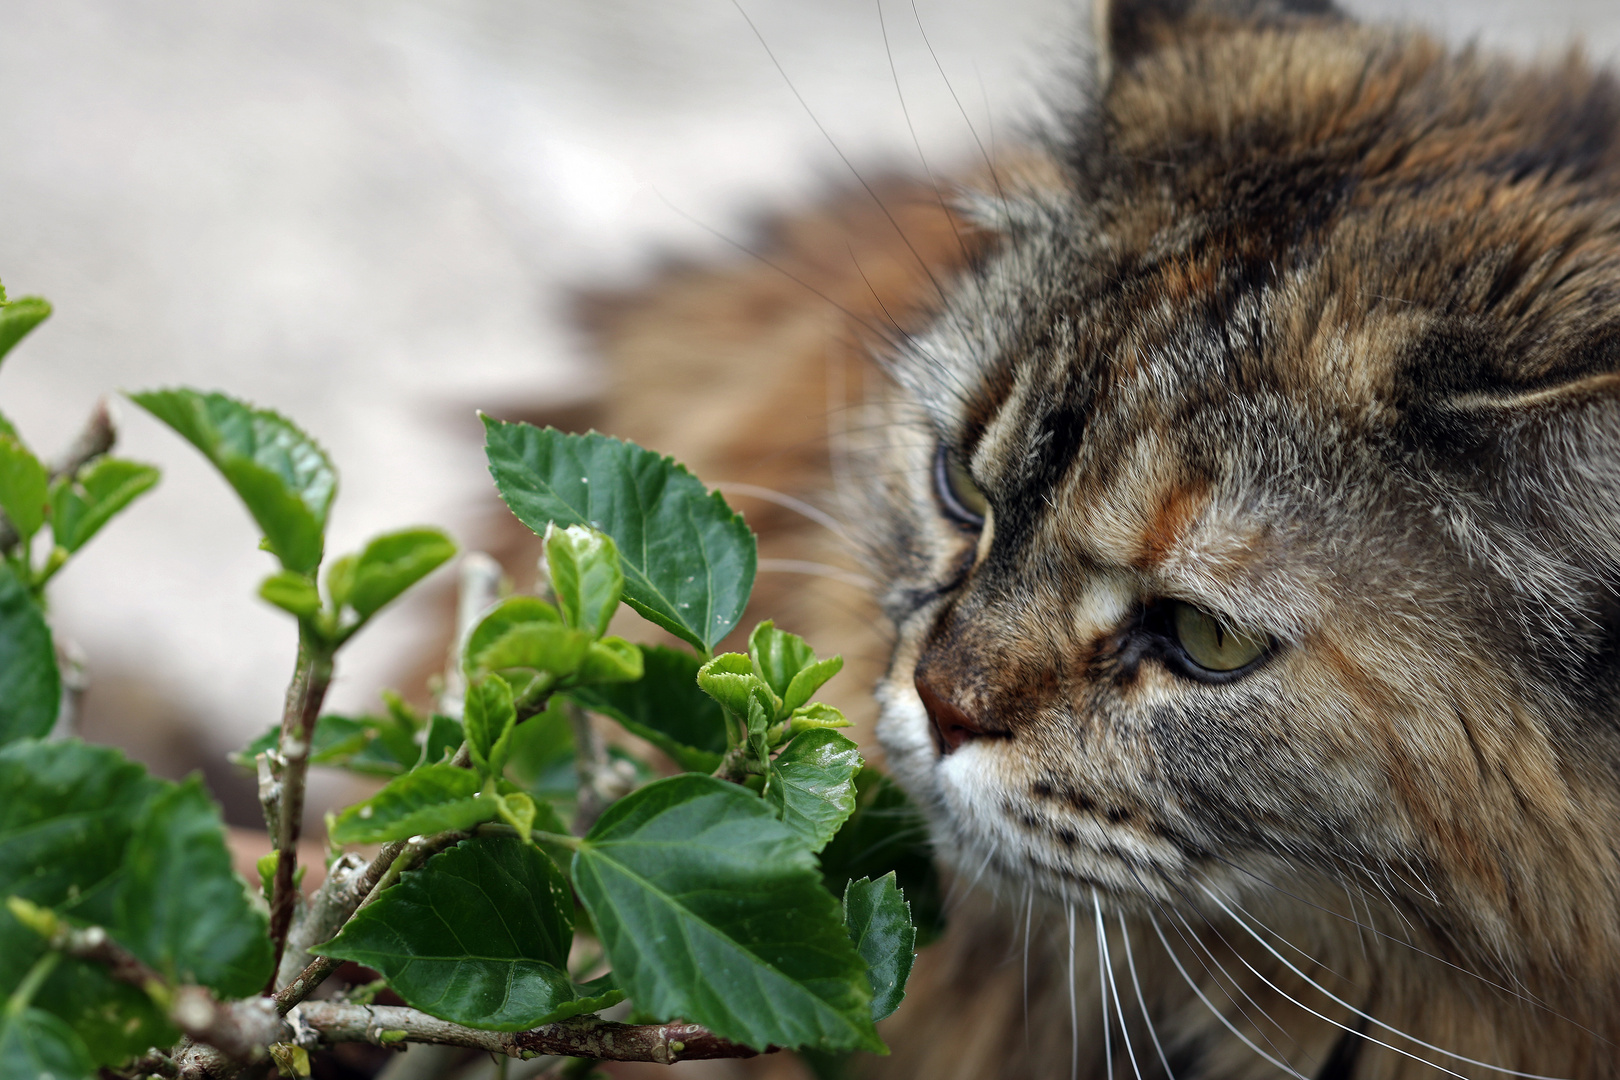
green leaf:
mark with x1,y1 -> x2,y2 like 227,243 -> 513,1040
318,837 -> 620,1030
789,702 -> 851,734
575,637 -> 643,685
0,435 -> 48,547
231,713 -> 422,776
567,645 -> 725,772
416,714 -> 464,770
259,570 -> 321,619
345,527 -> 456,620
46,458 -> 160,554
504,699 -> 576,801
748,621 -> 814,705
545,524 -> 623,637
0,565 -> 59,745
765,731 -> 862,853
483,421 -> 756,652
130,388 -> 336,573
784,657 -> 844,716
473,623 -> 593,684
820,771 -> 944,946
0,1007 -> 95,1080
0,297 -> 50,368
572,774 -> 879,1052
324,554 -> 356,609
464,597 -> 559,671
0,741 -> 174,1063
697,652 -> 776,726
329,764 -> 497,844
843,874 -> 915,1022
115,777 -> 274,997
465,675 -> 516,777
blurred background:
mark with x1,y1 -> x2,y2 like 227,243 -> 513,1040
1,0 -> 1617,827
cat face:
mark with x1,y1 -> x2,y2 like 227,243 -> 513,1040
866,0 -> 1620,982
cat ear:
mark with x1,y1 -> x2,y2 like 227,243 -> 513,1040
1094,0 -> 1343,83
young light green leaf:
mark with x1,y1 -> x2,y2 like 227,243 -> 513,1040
575,637 -> 643,685
46,458 -> 160,554
545,524 -> 623,637
329,764 -> 496,845
0,435 -> 48,547
0,566 -> 59,745
318,837 -> 621,1030
748,621 -> 815,703
115,777 -> 274,997
463,596 -> 558,667
572,774 -> 879,1052
697,652 -> 776,725
483,421 -> 756,652
843,874 -> 915,1022
130,388 -> 336,573
820,771 -> 944,946
765,731 -> 863,853
344,527 -> 456,619
0,296 -> 50,368
566,645 -> 725,772
472,623 -> 592,684
0,1007 -> 96,1080
789,702 -> 851,734
464,675 -> 516,777
783,656 -> 844,716
231,713 -> 422,776
324,554 -> 356,610
258,570 -> 321,619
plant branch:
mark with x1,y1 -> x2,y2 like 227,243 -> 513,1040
265,629 -> 334,986
0,398 -> 117,550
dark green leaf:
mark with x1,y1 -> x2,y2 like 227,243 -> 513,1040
345,527 -> 456,619
231,713 -> 419,776
567,645 -> 725,772
258,570 -> 320,619
115,777 -> 273,997
575,637 -> 643,685
0,435 -> 48,546
465,675 -> 516,777
843,874 -> 914,1022
318,837 -> 618,1030
329,764 -> 496,845
820,771 -> 943,946
504,699 -> 576,801
573,774 -> 879,1052
46,458 -> 159,554
765,731 -> 862,853
0,1007 -> 95,1080
545,524 -> 623,637
0,741 -> 174,1063
416,714 -> 464,770
483,421 -> 755,652
130,389 -> 336,572
0,565 -> 59,745
0,297 -> 50,367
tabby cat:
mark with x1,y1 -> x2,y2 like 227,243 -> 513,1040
594,0 -> 1620,1075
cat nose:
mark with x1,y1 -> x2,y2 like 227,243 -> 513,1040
915,675 -> 984,754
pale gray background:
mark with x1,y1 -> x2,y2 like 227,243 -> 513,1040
1,0 -> 1616,808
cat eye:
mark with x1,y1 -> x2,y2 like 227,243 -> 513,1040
934,443 -> 989,527
1166,601 -> 1268,675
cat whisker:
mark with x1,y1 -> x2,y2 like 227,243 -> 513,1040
712,483 -> 854,542
1024,888 -> 1035,1051
753,559 -> 877,591
1119,911 -> 1177,1079
1066,901 -> 1080,1080
907,0 -> 1012,215
1095,888 -> 1142,1080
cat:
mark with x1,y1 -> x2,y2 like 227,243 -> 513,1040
586,0 -> 1620,1076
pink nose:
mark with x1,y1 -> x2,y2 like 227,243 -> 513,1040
915,675 -> 984,754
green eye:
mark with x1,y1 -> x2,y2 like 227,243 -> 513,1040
935,443 -> 989,526
1169,601 -> 1267,674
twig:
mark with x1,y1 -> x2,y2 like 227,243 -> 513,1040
272,852 -> 366,991
265,631 -> 334,986
0,398 -> 117,550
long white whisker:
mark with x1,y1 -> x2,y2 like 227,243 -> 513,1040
712,483 -> 854,542
1024,889 -> 1035,1050
1093,892 -> 1113,1078
1167,909 -> 1313,1068
1200,883 -> 1571,1080
1119,912 -> 1176,1079
1095,890 -> 1140,1080
1147,911 -> 1311,1080
754,558 -> 877,590
1067,902 -> 1079,1080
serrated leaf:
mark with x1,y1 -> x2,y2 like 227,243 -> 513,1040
0,1007 -> 95,1080
473,623 -> 592,684
345,527 -> 456,619
572,774 -> 879,1052
820,771 -> 943,946
545,524 -> 623,638
765,731 -> 862,853
0,741 -> 174,1063
131,389 -> 336,572
259,570 -> 321,619
115,777 -> 274,997
575,637 -> 643,685
318,836 -> 619,1030
843,874 -> 914,1022
566,645 -> 725,772
790,702 -> 850,733
0,296 -> 50,367
0,434 -> 48,546
483,421 -> 755,652
329,764 -> 497,845
0,565 -> 59,746
748,622 -> 814,705
697,652 -> 776,724
465,675 -> 516,777
784,657 -> 844,716
46,458 -> 159,554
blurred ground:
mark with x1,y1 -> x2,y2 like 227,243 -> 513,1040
0,0 -> 1617,819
